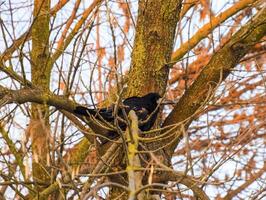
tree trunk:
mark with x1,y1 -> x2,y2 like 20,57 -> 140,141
127,0 -> 182,96
110,0 -> 182,199
30,0 -> 51,194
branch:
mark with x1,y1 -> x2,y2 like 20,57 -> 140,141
223,161 -> 266,200
49,0 -> 103,66
0,86 -> 76,112
171,0 -> 259,63
0,125 -> 26,181
32,182 -> 59,200
163,5 -> 266,156
0,63 -> 32,87
80,138 -> 123,198
168,172 -> 210,200
179,0 -> 197,19
0,0 -> 101,87
146,152 -> 210,200
0,0 -> 70,62
0,86 -> 112,136
135,170 -> 210,200
126,110 -> 143,200
0,1 -> 71,86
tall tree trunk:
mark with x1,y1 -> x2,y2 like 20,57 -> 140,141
30,0 -> 51,194
111,0 -> 182,199
127,0 -> 182,96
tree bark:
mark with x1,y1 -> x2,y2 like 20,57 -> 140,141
112,0 -> 183,198
30,0 -> 51,193
127,0 -> 182,96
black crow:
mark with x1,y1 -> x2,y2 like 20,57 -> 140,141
74,93 -> 161,137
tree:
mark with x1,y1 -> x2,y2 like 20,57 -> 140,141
0,0 -> 265,199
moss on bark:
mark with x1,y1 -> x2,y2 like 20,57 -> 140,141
127,0 -> 182,97
31,0 -> 51,193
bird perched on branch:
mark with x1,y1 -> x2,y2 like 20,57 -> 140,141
74,93 -> 162,142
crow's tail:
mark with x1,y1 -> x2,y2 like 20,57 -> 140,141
74,106 -> 96,116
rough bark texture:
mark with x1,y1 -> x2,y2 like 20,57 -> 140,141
112,0 -> 183,199
31,0 -> 51,192
163,6 -> 266,156
127,0 -> 183,96
0,87 -> 76,112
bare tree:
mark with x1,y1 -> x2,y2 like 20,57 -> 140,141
0,0 -> 266,199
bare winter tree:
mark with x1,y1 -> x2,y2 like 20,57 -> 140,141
0,0 -> 266,199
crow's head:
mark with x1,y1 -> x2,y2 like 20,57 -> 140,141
143,92 -> 161,102
142,93 -> 162,112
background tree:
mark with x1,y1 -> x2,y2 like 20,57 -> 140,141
0,0 -> 266,199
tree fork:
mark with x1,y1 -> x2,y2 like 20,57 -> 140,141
163,5 -> 266,157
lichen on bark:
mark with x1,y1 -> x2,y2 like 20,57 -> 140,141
127,0 -> 183,97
